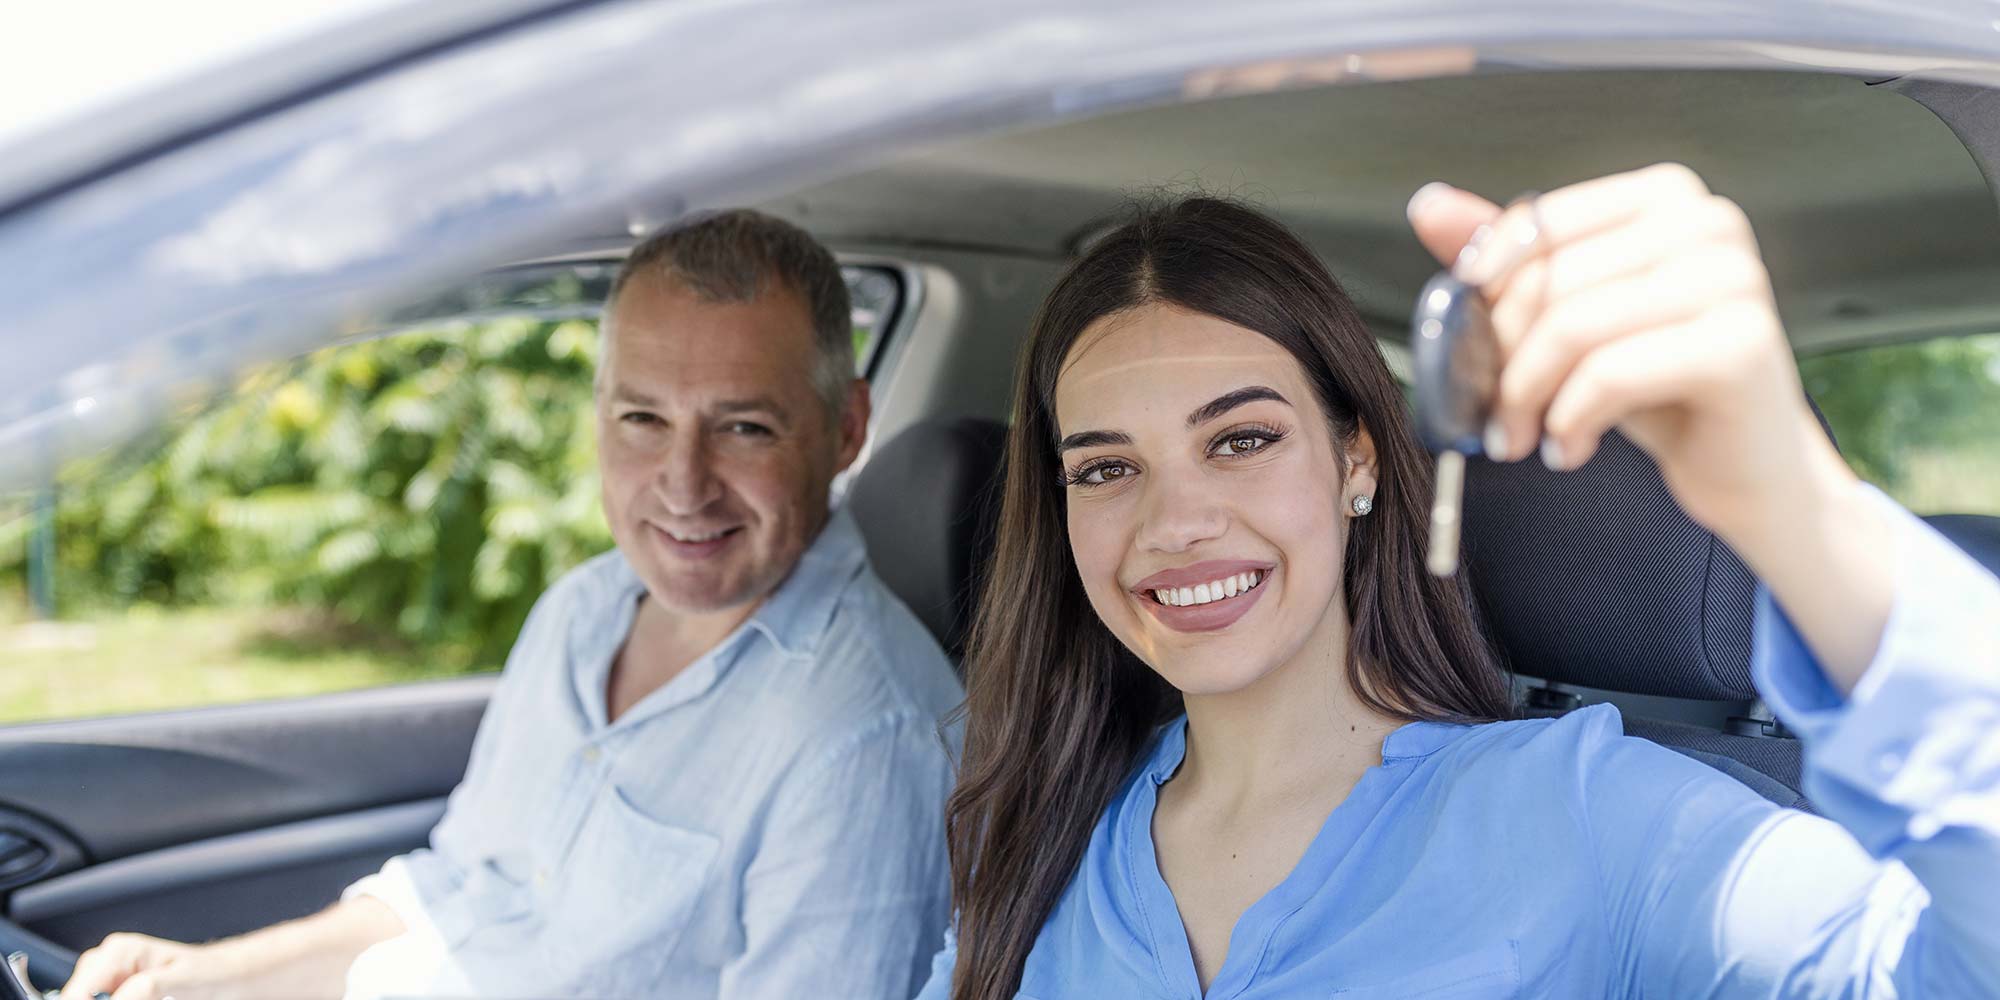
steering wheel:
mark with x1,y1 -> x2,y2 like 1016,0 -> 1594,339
0,919 -> 76,999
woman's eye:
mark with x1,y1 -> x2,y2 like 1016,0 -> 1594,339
1068,461 -> 1135,486
1215,434 -> 1270,456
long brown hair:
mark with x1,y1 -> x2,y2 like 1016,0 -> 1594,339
944,196 -> 1513,1000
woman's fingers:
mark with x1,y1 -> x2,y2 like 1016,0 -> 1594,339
1406,162 -> 1789,495
1484,194 -> 1755,339
1405,183 -> 1501,267
1488,240 -> 1772,461
1537,296 -> 1780,472
1456,163 -> 1706,289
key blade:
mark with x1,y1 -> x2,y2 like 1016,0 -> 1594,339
1427,450 -> 1466,577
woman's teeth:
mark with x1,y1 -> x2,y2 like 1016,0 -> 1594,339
1152,570 -> 1264,608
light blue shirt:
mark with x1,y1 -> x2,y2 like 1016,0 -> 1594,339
344,508 -> 963,1000
917,490 -> 2000,998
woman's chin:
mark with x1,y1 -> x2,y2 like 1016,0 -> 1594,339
1152,656 -> 1278,698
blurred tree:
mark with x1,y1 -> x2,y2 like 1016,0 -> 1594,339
0,263 -> 896,688
3,317 -> 610,670
1798,332 -> 2000,514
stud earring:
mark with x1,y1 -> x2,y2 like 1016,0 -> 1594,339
1351,495 -> 1373,516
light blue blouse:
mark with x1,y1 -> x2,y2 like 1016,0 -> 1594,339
915,491 -> 2000,998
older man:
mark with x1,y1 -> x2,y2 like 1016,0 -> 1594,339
64,211 -> 962,999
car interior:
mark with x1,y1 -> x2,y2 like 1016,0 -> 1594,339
3,64 -> 2000,989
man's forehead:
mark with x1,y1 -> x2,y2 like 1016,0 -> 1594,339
604,294 -> 817,391
605,367 -> 795,406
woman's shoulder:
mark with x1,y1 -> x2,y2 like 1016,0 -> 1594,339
1416,703 -> 1734,791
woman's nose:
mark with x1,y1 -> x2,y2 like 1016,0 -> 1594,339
1133,472 -> 1228,554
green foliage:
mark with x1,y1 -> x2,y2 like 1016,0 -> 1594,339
1799,332 -> 2000,514
9,318 -> 611,670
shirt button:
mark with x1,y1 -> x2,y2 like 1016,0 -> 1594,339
582,746 -> 602,763
535,868 -> 551,886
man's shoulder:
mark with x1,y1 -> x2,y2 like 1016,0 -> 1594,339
500,548 -> 636,668
751,562 -> 960,740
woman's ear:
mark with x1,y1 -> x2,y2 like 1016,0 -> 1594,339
1343,424 -> 1379,515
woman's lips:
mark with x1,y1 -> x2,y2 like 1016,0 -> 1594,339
1133,565 -> 1274,634
1132,559 -> 1273,592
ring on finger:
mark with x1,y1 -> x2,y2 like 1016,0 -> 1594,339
1452,191 -> 1544,291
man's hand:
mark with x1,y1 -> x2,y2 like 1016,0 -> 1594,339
59,898 -> 404,1000
62,932 -> 241,1000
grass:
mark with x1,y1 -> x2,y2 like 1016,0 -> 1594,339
0,601 -> 492,725
1892,447 -> 2000,517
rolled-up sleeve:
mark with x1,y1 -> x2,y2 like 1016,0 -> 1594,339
1737,487 -> 2000,995
717,711 -> 954,1000
1753,489 -> 2000,861
339,576 -> 560,997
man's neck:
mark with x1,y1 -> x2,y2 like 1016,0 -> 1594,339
605,593 -> 762,725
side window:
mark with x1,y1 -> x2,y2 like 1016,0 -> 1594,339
0,261 -> 904,723
1798,331 -> 2000,516
845,265 -> 904,375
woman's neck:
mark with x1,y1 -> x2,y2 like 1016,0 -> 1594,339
1175,605 -> 1400,812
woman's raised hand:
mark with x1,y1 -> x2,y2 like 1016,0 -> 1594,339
1404,162 -> 1890,689
1406,163 -> 1838,537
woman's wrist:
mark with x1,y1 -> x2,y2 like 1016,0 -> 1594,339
1708,432 -> 1894,694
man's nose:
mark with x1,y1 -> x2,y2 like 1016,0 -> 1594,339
1133,470 -> 1228,555
654,432 -> 724,515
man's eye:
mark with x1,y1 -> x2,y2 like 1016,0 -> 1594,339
620,412 -> 663,426
724,421 -> 773,437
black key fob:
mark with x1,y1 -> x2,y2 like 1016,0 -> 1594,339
1409,271 -> 1500,455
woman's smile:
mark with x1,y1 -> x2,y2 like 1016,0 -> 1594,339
1131,559 -> 1277,632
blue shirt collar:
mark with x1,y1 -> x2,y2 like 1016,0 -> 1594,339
1143,712 -> 1468,786
568,505 -> 867,731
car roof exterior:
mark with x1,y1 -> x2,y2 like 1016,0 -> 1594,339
3,0 -> 2000,488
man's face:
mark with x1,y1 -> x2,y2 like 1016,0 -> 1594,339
596,275 -> 866,616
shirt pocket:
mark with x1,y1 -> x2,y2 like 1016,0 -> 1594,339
544,784 -> 722,971
1328,941 -> 1520,999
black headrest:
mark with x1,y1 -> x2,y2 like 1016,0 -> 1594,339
1460,430 -> 1759,700
1925,514 -> 2000,576
847,417 -> 1009,659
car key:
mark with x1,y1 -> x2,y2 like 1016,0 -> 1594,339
1410,193 -> 1542,577
1410,270 -> 1499,576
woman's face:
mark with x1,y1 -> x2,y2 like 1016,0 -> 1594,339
1054,302 -> 1376,695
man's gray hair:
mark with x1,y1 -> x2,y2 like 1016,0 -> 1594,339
605,209 -> 853,411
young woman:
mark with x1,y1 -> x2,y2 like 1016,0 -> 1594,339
914,164 -> 2000,998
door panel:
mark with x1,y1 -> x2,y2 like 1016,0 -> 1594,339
14,798 -> 446,948
0,677 -> 491,984
0,678 -> 491,862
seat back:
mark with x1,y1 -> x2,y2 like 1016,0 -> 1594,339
847,418 -> 1009,662
1460,428 -> 1807,807
1926,514 -> 2000,574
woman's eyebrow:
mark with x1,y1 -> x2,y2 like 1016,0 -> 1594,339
1187,385 -> 1291,426
1057,429 -> 1133,453
1057,386 -> 1291,452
